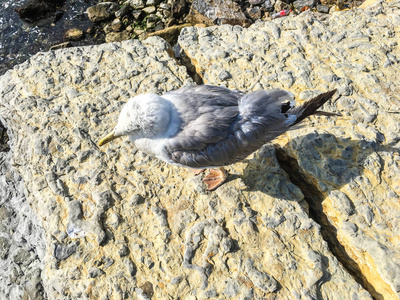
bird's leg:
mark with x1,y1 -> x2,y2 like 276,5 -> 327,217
189,168 -> 206,175
203,167 -> 228,191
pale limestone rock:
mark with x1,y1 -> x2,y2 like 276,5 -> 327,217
178,1 -> 400,299
0,37 -> 192,299
1,2 -> 399,299
0,151 -> 46,299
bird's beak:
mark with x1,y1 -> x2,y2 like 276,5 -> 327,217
98,130 -> 119,146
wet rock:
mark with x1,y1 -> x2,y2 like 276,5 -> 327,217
63,28 -> 84,41
14,0 -> 65,22
172,0 -> 189,19
188,0 -> 249,26
87,2 -> 119,22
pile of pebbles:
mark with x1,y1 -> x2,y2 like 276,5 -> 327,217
74,0 -> 365,44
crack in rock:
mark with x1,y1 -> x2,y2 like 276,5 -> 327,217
0,120 -> 9,152
274,145 -> 382,300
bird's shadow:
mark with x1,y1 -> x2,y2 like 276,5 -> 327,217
240,132 -> 399,201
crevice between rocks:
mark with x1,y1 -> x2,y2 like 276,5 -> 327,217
175,46 -> 204,85
274,145 -> 381,300
0,120 -> 10,152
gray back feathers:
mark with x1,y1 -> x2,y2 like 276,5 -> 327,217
160,85 -> 337,168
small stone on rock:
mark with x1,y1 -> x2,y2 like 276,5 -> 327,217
119,245 -> 130,257
88,267 -> 104,278
87,2 -> 119,22
247,7 -> 262,20
111,18 -> 123,32
128,0 -> 145,9
249,0 -> 265,5
63,28 -> 83,41
316,4 -> 330,13
143,6 -> 156,14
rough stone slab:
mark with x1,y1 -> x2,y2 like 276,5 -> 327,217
0,31 -> 371,299
179,1 -> 400,299
0,150 -> 46,299
0,16 -> 379,300
0,37 -> 192,299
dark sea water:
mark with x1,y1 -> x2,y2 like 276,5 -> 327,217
0,0 -> 104,76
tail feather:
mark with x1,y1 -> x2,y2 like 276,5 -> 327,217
314,111 -> 342,117
290,89 -> 337,126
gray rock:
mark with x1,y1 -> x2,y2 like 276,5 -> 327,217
249,0 -> 265,5
189,0 -> 249,26
0,153 -> 45,299
0,236 -> 10,259
115,3 -> 132,18
111,18 -> 123,32
128,0 -> 145,9
143,6 -> 156,14
118,245 -> 130,257
54,243 -> 77,261
88,267 -> 105,278
171,275 -> 183,284
224,279 -> 240,297
87,2 -> 119,22
125,258 -> 137,277
316,4 -> 330,13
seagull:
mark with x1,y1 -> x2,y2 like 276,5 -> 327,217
99,85 -> 337,190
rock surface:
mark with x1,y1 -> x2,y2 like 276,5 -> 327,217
0,1 -> 399,299
178,1 -> 400,299
0,146 -> 46,298
63,28 -> 84,41
87,2 -> 119,22
14,0 -> 65,22
188,0 -> 250,26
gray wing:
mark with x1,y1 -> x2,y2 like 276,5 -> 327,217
163,87 -> 295,168
163,85 -> 243,149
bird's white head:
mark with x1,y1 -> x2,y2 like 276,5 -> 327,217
98,94 -> 171,146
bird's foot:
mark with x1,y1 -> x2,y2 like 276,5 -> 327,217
203,167 -> 228,191
190,168 -> 206,176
